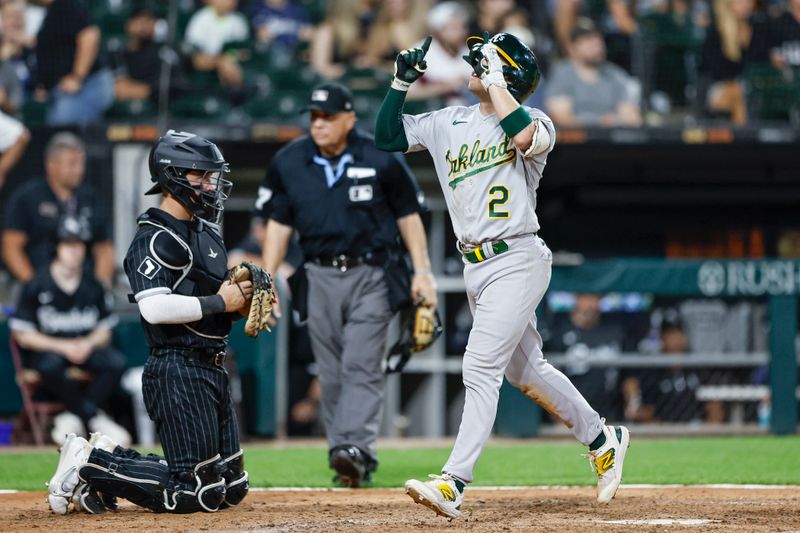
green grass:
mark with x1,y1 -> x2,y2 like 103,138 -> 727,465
2,436 -> 799,491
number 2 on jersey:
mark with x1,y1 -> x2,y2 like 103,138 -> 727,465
488,185 -> 509,219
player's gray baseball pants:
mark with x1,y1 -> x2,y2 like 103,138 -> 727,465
443,235 -> 603,482
306,263 -> 393,459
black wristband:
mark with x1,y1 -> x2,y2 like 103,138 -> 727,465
198,295 -> 226,317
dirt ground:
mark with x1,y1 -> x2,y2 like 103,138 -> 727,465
3,487 -> 800,532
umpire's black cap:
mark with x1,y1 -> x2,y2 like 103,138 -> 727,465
302,82 -> 354,114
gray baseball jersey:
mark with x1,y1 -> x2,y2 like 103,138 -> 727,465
402,104 -> 556,245
402,103 -> 603,484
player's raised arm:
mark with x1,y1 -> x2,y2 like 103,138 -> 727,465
374,36 -> 432,152
466,33 -> 551,157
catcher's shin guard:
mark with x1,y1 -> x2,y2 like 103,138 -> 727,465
221,450 -> 249,507
78,449 -> 169,512
165,455 -> 227,513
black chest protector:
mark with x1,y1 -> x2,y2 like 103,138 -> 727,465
138,211 -> 232,344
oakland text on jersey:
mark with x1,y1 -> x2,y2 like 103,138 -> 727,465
446,136 -> 516,189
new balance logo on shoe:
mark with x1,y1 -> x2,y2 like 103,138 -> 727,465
595,449 -> 615,475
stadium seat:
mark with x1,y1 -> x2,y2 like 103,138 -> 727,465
170,93 -> 232,120
9,336 -> 91,446
20,99 -> 47,127
106,99 -> 157,121
244,91 -> 307,122
743,65 -> 798,122
638,13 -> 701,108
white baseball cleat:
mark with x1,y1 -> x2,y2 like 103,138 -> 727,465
47,433 -> 93,514
586,419 -> 630,504
405,473 -> 463,519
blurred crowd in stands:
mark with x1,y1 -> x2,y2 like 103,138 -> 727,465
0,0 -> 794,444
0,0 -> 797,134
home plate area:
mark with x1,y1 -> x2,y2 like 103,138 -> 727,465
2,486 -> 798,532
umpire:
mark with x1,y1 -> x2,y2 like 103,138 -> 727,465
46,131 -> 253,515
260,82 -> 437,487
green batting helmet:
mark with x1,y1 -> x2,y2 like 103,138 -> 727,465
465,32 -> 541,102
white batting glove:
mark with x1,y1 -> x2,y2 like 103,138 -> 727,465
480,44 -> 507,92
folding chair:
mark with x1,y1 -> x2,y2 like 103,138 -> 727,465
9,336 -> 90,446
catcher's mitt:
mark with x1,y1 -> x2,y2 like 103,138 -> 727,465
386,304 -> 443,373
226,261 -> 276,337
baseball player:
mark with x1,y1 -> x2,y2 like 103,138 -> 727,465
46,131 -> 252,515
375,33 -> 630,518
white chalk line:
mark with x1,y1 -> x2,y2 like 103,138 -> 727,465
250,484 -> 800,492
1,484 -> 796,496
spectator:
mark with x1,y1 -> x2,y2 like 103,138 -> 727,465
251,0 -> 313,54
362,0 -> 429,72
470,0 -> 517,37
769,0 -> 800,70
554,0 -> 637,69
544,18 -> 642,126
227,214 -> 320,437
110,7 -> 161,103
2,132 -> 114,286
621,310 -> 705,422
0,0 -> 36,99
34,0 -> 113,126
548,294 -> 625,421
701,0 -> 770,125
0,109 -> 29,189
9,215 -> 130,446
228,215 -> 268,267
407,1 -> 472,105
500,7 -> 538,49
183,0 -> 249,91
309,0 -> 375,79
0,0 -> 44,46
0,51 -> 22,114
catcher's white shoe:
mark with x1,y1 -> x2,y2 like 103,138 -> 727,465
47,433 -> 92,514
586,420 -> 630,504
405,473 -> 463,519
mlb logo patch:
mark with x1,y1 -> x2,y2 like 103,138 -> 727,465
312,90 -> 329,102
137,256 -> 161,280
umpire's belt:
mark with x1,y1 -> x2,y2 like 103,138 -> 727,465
188,349 -> 227,367
459,240 -> 509,264
311,250 -> 386,272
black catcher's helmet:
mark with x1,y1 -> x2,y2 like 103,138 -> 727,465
465,32 -> 541,103
147,130 -> 232,224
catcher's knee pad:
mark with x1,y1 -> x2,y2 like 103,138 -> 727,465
221,450 -> 249,507
165,455 -> 227,513
78,461 -> 167,512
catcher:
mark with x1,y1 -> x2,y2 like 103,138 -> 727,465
46,130 -> 273,515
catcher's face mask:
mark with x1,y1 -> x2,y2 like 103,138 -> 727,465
171,166 -> 233,225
